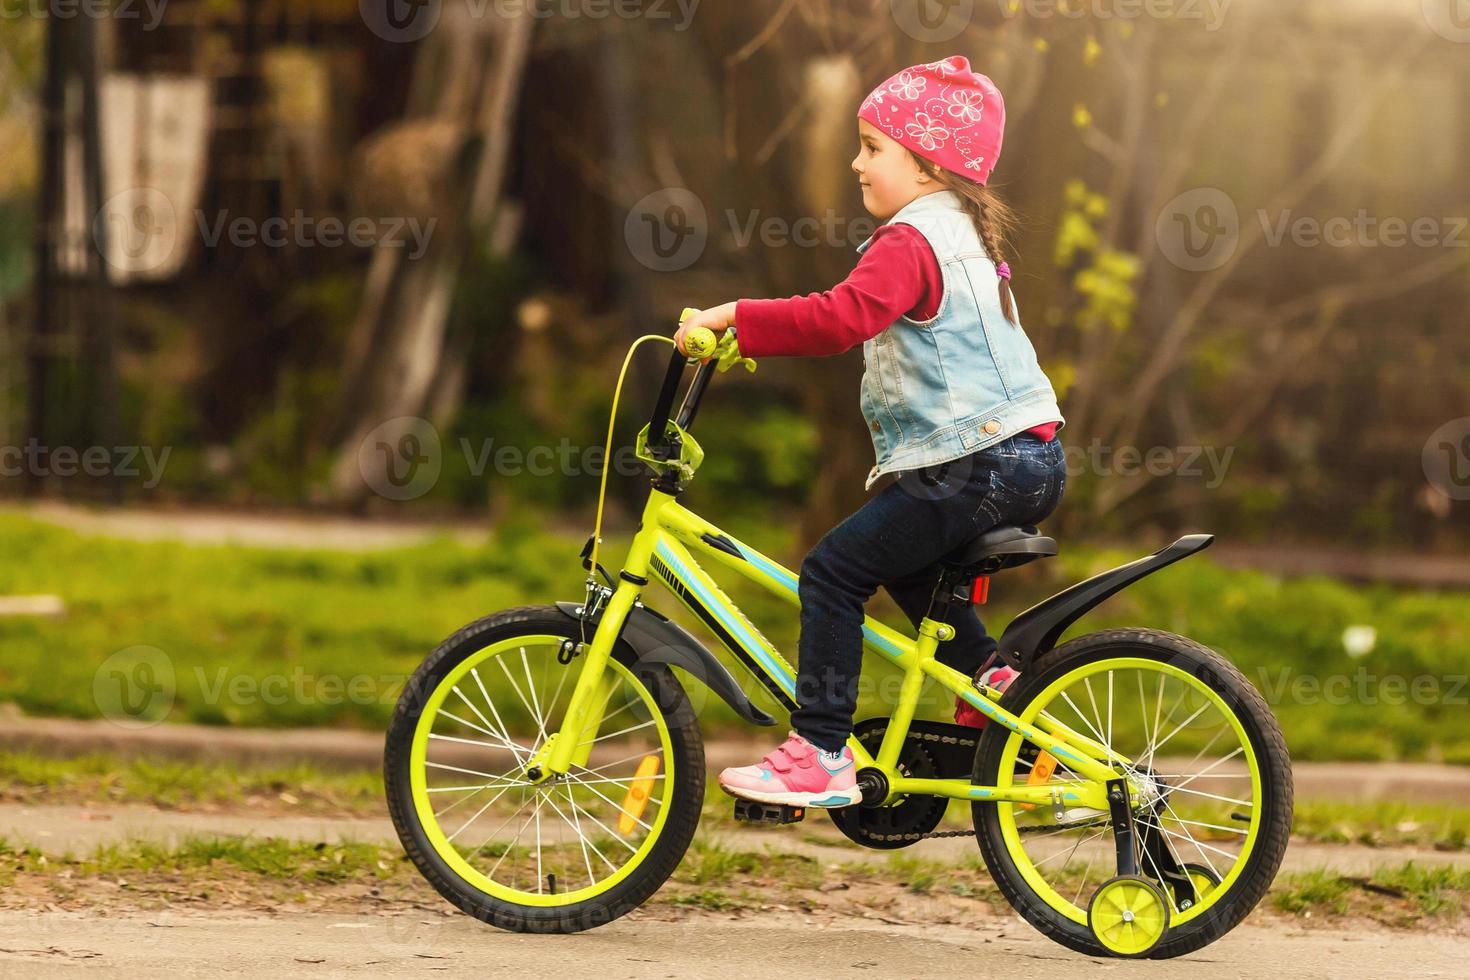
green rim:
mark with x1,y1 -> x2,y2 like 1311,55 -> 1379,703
408,635 -> 676,908
995,655 -> 1264,928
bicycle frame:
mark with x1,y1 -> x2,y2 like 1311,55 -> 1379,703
532,486 -> 1125,812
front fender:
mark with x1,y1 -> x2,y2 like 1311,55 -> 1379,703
996,534 -> 1214,671
554,600 -> 777,727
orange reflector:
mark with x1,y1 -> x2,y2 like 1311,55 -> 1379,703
617,754 -> 662,835
1020,750 -> 1058,811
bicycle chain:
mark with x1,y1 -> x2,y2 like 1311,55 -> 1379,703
850,729 -> 1109,844
852,728 -> 983,844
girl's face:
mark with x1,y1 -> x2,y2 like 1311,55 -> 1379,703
852,118 -> 942,220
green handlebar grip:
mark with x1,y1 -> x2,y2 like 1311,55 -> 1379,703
683,326 -> 717,359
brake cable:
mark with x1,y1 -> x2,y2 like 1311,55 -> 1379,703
585,334 -> 679,593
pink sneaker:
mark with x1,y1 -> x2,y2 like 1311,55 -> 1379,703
717,731 -> 862,808
955,664 -> 1020,729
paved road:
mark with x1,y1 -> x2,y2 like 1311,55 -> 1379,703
0,907 -> 1461,979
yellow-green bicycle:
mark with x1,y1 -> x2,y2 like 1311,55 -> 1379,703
385,320 -> 1293,958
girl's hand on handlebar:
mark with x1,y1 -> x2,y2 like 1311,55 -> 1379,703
676,302 -> 736,358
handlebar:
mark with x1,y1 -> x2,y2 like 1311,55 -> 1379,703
645,344 -> 691,460
645,311 -> 750,459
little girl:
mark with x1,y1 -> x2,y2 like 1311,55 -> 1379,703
675,56 -> 1068,808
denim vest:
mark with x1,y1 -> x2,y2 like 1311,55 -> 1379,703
857,189 -> 1065,491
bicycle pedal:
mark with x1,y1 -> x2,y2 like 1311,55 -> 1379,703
732,798 -> 806,824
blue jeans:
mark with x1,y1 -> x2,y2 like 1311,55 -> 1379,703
790,433 -> 1068,752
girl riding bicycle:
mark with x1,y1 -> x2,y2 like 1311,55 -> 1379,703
675,55 -> 1069,809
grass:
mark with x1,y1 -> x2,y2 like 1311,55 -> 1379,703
675,838 -> 824,889
1,511 -> 1468,762
76,837 -> 399,882
1273,863 -> 1470,922
1273,868 -> 1353,915
1292,799 -> 1470,852
0,750 -> 384,815
0,835 -> 407,891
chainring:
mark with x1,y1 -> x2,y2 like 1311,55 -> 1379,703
829,718 -> 981,849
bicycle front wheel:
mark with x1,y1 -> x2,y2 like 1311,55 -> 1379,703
385,605 -> 705,933
973,628 -> 1292,958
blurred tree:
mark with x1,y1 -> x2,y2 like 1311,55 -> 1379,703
325,4 -> 534,506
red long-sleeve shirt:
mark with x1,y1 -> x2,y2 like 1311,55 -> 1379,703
733,223 -> 1058,441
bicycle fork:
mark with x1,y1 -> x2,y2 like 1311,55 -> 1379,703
524,500 -> 669,783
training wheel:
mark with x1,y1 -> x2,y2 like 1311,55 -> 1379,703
1176,862 -> 1222,911
1087,875 -> 1171,957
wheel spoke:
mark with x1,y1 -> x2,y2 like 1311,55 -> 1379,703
426,760 -> 513,781
563,772 -> 657,833
576,747 -> 665,776
497,656 -> 542,741
560,774 -> 666,787
446,690 -> 509,744
1165,815 -> 1250,836
1145,701 -> 1211,762
1033,827 -> 1108,869
1142,685 -> 1185,762
560,790 -> 640,853
1163,746 -> 1246,795
487,790 -> 546,879
447,780 -> 520,843
1059,691 -> 1110,754
541,786 -> 611,883
1137,672 -> 1152,761
1139,814 -> 1235,866
465,786 -> 533,865
522,647 -> 548,745
429,731 -> 528,757
1161,783 -> 1253,807
579,718 -> 658,745
1082,677 -> 1110,765
471,666 -> 527,766
534,790 -> 544,894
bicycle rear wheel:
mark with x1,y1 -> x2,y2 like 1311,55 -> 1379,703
973,628 -> 1292,958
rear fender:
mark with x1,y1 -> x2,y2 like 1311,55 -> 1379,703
996,534 -> 1215,671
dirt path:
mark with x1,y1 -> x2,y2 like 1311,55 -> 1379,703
3,502 -> 489,551
0,906 -> 1461,978
2,801 -> 1465,878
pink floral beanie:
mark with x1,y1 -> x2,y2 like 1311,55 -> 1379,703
857,55 -> 1005,185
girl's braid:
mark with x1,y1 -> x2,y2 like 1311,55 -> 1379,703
910,153 -> 1019,325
